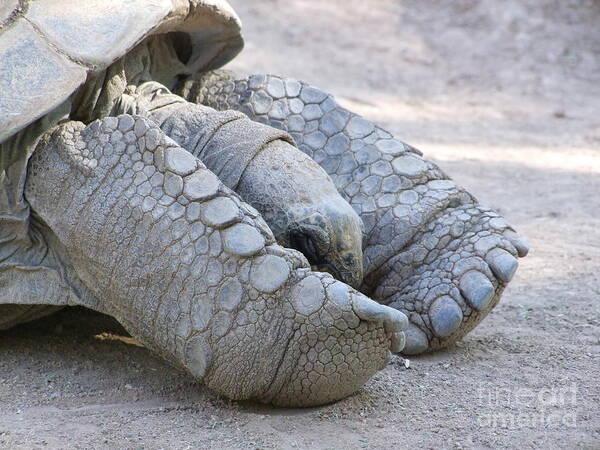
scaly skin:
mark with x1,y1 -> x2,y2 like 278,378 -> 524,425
24,114 -> 407,406
144,98 -> 364,287
181,70 -> 529,354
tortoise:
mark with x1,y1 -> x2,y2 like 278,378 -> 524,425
0,0 -> 528,407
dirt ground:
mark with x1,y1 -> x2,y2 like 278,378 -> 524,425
1,0 -> 599,448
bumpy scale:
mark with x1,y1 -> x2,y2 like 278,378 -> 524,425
24,115 -> 407,406
180,71 -> 529,354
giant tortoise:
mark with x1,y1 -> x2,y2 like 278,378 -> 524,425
0,0 -> 528,406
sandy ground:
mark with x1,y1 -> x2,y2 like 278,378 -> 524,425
1,0 -> 599,448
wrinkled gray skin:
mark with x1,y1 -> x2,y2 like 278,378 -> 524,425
238,144 -> 364,287
181,71 -> 529,354
140,90 -> 364,288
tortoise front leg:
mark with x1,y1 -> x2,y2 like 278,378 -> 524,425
24,114 -> 407,406
183,70 -> 529,354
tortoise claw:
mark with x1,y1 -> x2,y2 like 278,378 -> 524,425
487,248 -> 519,283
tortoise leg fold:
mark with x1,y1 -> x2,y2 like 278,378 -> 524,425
24,114 -> 407,406
183,71 -> 529,354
